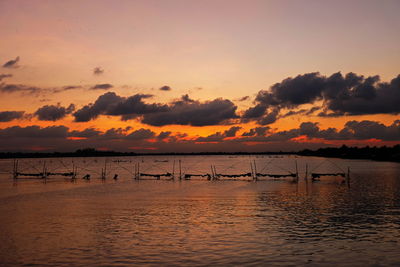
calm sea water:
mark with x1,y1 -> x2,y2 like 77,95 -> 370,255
0,155 -> 399,266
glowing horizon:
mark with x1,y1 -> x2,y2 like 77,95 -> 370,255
1,0 -> 400,152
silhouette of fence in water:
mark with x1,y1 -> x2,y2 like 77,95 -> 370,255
1,156 -> 350,185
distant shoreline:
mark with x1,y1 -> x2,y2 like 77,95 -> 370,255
0,146 -> 399,163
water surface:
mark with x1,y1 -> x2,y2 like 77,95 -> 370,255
0,155 -> 399,266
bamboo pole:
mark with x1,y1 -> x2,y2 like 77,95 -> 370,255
42,161 -> 47,179
179,160 -> 182,180
347,167 -> 350,187
253,160 -> 258,181
250,162 -> 254,180
138,162 -> 140,180
134,162 -> 138,179
172,160 -> 175,180
304,163 -> 308,181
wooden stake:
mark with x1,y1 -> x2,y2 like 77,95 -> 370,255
138,162 -> 140,180
172,160 -> 175,180
250,162 -> 255,180
305,163 -> 308,180
253,160 -> 258,181
347,167 -> 350,187
179,160 -> 182,180
42,161 -> 47,179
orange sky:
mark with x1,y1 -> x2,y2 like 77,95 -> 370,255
1,0 -> 400,152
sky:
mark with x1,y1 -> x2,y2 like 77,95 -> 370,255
0,0 -> 400,152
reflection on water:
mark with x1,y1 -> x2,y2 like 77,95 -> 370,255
0,155 -> 399,266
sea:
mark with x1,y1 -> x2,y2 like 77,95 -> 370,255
0,155 -> 399,266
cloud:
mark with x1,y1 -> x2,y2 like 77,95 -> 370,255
255,120 -> 400,142
73,92 -> 238,126
224,126 -> 242,137
125,128 -> 155,140
93,67 -> 104,75
73,92 -> 167,122
242,127 -> 270,137
34,104 -> 75,121
0,74 -> 12,81
237,96 -> 250,101
159,85 -> 171,91
69,128 -> 102,138
245,72 -> 400,124
157,131 -> 172,139
0,125 -> 69,138
142,95 -> 238,126
195,126 -> 242,142
2,56 -> 20,68
0,111 -> 25,122
0,83 -> 42,95
90,83 -> 113,90
52,85 -> 82,93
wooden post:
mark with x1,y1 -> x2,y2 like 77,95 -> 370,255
42,161 -> 47,179
295,160 -> 299,182
179,160 -> 182,180
250,162 -> 254,180
253,160 -> 258,181
138,162 -> 140,180
72,162 -> 76,179
134,163 -> 137,179
210,165 -> 215,180
347,167 -> 350,187
12,159 -> 18,179
304,163 -> 308,181
172,160 -> 175,180
102,159 -> 107,179
213,165 -> 217,180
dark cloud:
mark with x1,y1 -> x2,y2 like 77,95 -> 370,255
195,126 -> 242,142
93,67 -> 104,75
235,96 -> 250,102
258,108 -> 279,125
0,74 -> 12,81
0,83 -> 42,95
73,92 -> 123,122
242,127 -> 270,137
73,92 -> 168,122
0,125 -> 68,138
35,104 -> 75,121
320,73 -> 400,116
52,85 -> 82,93
0,83 -> 82,95
90,83 -> 113,90
157,131 -> 172,139
142,95 -> 238,126
0,111 -> 25,122
159,85 -> 171,91
242,104 -> 267,119
2,56 -> 20,68
0,120 -> 398,152
254,120 -> 400,142
69,128 -> 102,138
73,93 -> 238,126
224,126 -> 242,137
125,128 -> 155,140
280,106 -> 322,118
246,72 -> 400,124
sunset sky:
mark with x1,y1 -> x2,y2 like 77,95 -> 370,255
1,0 -> 400,152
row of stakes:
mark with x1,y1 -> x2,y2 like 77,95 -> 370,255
11,159 -> 350,185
